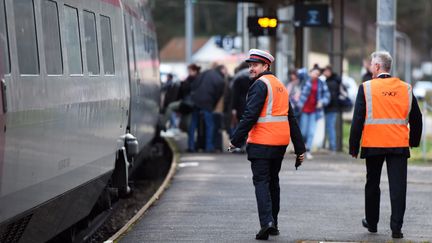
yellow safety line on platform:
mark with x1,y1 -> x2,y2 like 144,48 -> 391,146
104,138 -> 179,243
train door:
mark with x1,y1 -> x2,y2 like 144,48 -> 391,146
123,12 -> 138,135
0,0 -> 8,195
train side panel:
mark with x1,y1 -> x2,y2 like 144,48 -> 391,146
0,0 -> 131,241
123,0 -> 160,154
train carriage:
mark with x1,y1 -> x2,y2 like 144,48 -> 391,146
0,0 -> 160,242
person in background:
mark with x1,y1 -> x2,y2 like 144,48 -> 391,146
161,73 -> 174,92
187,65 -> 226,152
322,65 -> 342,153
214,67 -> 231,152
362,58 -> 373,82
229,49 -> 305,240
231,62 -> 250,134
349,51 -> 422,239
163,64 -> 201,135
178,64 -> 201,101
222,70 -> 234,140
297,67 -> 330,159
286,69 -> 302,121
161,74 -> 180,133
229,62 -> 250,153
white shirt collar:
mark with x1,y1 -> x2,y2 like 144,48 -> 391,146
377,72 -> 390,77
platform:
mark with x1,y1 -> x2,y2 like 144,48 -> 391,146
118,137 -> 432,242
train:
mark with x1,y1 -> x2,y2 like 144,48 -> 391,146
0,0 -> 162,242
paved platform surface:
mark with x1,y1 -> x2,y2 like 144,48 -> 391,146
119,139 -> 432,242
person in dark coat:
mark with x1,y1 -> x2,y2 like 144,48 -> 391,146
229,49 -> 305,240
178,64 -> 201,101
323,65 -> 342,152
187,65 -> 226,152
161,74 -> 180,131
164,64 -> 201,133
362,59 -> 373,82
349,51 -> 422,239
231,62 -> 250,131
161,74 -> 180,114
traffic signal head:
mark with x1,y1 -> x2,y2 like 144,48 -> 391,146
258,17 -> 278,28
248,16 -> 278,36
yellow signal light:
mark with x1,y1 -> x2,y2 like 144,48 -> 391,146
269,18 -> 277,28
258,17 -> 277,28
258,17 -> 269,28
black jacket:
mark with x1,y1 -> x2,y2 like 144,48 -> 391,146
178,75 -> 195,100
230,71 -> 306,159
349,74 -> 423,158
162,82 -> 180,112
324,73 -> 342,112
231,69 -> 250,120
191,69 -> 225,111
362,71 -> 373,82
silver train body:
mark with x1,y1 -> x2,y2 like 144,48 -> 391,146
0,0 -> 160,242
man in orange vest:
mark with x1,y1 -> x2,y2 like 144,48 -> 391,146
349,51 -> 422,239
229,49 -> 305,240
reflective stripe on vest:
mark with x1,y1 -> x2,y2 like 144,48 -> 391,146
257,76 -> 288,123
362,78 -> 411,147
364,80 -> 412,125
247,74 -> 290,146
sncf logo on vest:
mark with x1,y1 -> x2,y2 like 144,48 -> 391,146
382,91 -> 398,96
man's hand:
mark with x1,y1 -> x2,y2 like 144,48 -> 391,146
228,142 -> 236,152
297,153 -> 305,162
295,153 -> 305,170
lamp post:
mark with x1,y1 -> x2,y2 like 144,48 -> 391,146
185,0 -> 194,64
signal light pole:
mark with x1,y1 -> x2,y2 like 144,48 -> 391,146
376,0 -> 396,69
185,0 -> 194,64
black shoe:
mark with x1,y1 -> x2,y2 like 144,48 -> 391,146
255,222 -> 276,240
392,231 -> 404,239
362,218 -> 377,233
268,225 -> 279,236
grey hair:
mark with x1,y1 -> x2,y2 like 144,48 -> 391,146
371,51 -> 392,72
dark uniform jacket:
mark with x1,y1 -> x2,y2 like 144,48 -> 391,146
349,74 -> 423,158
230,71 -> 306,160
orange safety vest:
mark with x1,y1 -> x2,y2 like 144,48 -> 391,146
247,74 -> 291,146
361,77 -> 412,147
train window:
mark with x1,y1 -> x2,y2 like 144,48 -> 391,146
14,0 -> 39,74
0,0 -> 10,74
64,6 -> 82,74
83,10 -> 99,75
42,0 -> 62,75
100,15 -> 115,75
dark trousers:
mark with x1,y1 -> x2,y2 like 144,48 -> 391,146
187,108 -> 214,152
365,154 -> 407,232
250,158 -> 283,227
